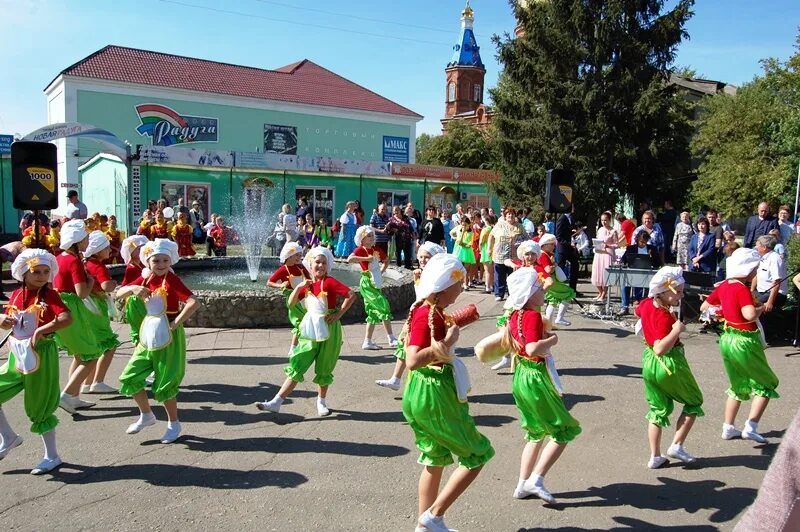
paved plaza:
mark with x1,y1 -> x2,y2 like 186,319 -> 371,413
0,282 -> 797,531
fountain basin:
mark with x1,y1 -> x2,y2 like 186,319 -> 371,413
109,256 -> 416,329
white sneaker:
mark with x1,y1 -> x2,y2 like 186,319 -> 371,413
317,399 -> 331,417
89,382 -> 118,394
417,509 -> 455,532
647,455 -> 669,469
494,296 -> 503,301
361,340 -> 381,350
0,434 -> 23,460
255,400 -> 281,413
523,481 -> 557,504
58,393 -> 79,414
667,444 -> 697,464
31,456 -> 62,475
126,413 -> 157,434
73,397 -> 95,410
554,318 -> 571,327
513,485 -> 535,499
161,422 -> 182,444
491,356 -> 511,371
388,335 -> 399,348
721,424 -> 742,440
375,378 -> 401,391
742,429 -> 768,444
80,384 -> 91,394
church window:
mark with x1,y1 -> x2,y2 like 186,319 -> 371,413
448,82 -> 456,102
474,84 -> 482,102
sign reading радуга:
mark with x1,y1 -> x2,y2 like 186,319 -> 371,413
135,104 -> 218,146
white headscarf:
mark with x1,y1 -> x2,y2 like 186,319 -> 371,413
11,248 -> 58,283
516,240 -> 541,261
59,219 -> 87,250
416,254 -> 466,300
354,225 -> 374,247
418,241 -> 445,258
83,230 -> 110,258
279,241 -> 304,263
648,266 -> 685,298
303,246 -> 335,276
120,235 -> 150,265
505,267 -> 542,310
538,234 -> 556,247
141,238 -> 180,267
726,247 -> 762,279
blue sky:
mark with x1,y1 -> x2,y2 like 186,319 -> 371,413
1,0 -> 798,138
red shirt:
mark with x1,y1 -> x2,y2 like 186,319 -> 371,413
7,286 -> 68,325
54,252 -> 87,294
352,246 -> 387,272
536,252 -> 554,279
296,276 -> 351,309
509,309 -> 543,359
620,220 -> 636,246
85,258 -> 112,294
407,304 -> 447,350
122,263 -> 143,286
706,280 -> 758,331
268,264 -> 310,285
210,225 -> 230,247
130,272 -> 193,315
635,298 -> 676,346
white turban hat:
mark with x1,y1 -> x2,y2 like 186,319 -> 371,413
279,241 -> 304,263
726,248 -> 761,279
59,219 -> 88,250
303,246 -> 335,276
416,254 -> 466,300
11,248 -> 58,283
83,230 -> 110,258
648,266 -> 685,298
120,235 -> 150,265
505,267 -> 542,310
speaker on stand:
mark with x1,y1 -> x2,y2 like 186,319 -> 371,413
544,169 -> 574,214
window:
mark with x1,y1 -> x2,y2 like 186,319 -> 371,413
160,181 -> 210,223
474,84 -> 482,103
447,82 -> 456,102
377,189 -> 411,210
296,187 -> 335,225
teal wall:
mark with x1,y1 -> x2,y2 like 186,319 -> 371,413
0,157 -> 23,235
76,90 -> 412,161
80,156 -> 129,230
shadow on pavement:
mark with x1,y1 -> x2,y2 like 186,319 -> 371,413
555,476 -> 756,523
520,514 -> 719,531
4,463 -> 307,490
187,355 -> 286,366
573,327 -> 634,339
559,364 -> 641,379
339,353 -> 397,365
175,434 -> 410,458
469,393 -> 604,409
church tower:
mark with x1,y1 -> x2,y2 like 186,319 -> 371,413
444,1 -> 486,121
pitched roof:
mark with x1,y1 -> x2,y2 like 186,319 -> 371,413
50,45 -> 422,119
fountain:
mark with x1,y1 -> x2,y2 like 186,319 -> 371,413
239,176 -> 277,282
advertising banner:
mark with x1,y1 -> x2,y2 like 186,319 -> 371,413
263,124 -> 298,155
382,136 -> 409,163
135,104 -> 218,146
138,145 -> 233,167
236,152 -> 298,170
391,163 -> 498,183
0,134 -> 13,155
23,122 -> 128,160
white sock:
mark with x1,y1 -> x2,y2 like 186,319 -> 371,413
529,473 -> 544,487
139,411 -> 156,422
745,419 -> 758,433
0,408 -> 16,443
556,303 -> 568,321
723,422 -> 737,430
41,430 -> 58,460
544,305 -> 555,322
317,396 -> 327,406
269,395 -> 285,406
387,376 -> 401,385
516,478 -> 527,492
167,420 -> 180,430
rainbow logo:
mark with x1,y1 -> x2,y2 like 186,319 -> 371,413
135,104 -> 218,146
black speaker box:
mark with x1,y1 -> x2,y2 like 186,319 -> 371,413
544,169 -> 574,213
11,141 -> 59,210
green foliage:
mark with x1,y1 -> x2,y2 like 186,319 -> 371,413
690,33 -> 800,218
491,0 -> 695,218
416,120 -> 497,170
787,236 -> 800,276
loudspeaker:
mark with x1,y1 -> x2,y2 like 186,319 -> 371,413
544,169 -> 574,213
11,141 -> 59,210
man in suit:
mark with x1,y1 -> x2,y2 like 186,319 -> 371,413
744,202 -> 778,248
556,206 -> 580,292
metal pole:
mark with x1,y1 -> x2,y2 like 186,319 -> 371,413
0,157 -> 5,234
794,162 -> 800,224
126,145 -> 134,236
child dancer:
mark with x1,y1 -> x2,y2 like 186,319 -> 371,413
119,235 -> 150,346
701,248 -> 779,443
375,241 -> 444,391
80,231 -> 121,394
479,215 -> 496,294
172,212 -> 196,257
53,219 -> 103,413
46,220 -> 61,256
501,267 -> 581,503
402,253 -> 494,532
150,211 -> 172,240
257,246 -> 357,416
267,241 -> 310,355
450,216 -> 476,290
537,234 -> 575,327
348,226 -> 397,350
105,215 -> 124,264
116,239 -> 198,443
137,213 -> 152,238
315,217 -> 333,249
0,249 -> 71,474
636,267 -> 704,468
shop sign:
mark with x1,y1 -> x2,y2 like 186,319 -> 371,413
60,182 -> 81,188
135,104 -> 218,146
138,146 -> 233,167
0,134 -> 13,155
391,163 -> 498,183
264,124 -> 297,155
382,136 -> 409,163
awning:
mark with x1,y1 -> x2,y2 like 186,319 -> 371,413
430,186 -> 456,194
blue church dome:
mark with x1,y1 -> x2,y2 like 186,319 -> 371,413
447,2 -> 484,69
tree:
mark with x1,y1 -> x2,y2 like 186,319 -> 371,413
690,33 -> 800,218
491,0 -> 695,219
416,120 -> 496,170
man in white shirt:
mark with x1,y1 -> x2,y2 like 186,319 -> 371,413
64,190 -> 88,220
451,204 -> 463,225
753,235 -> 787,313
